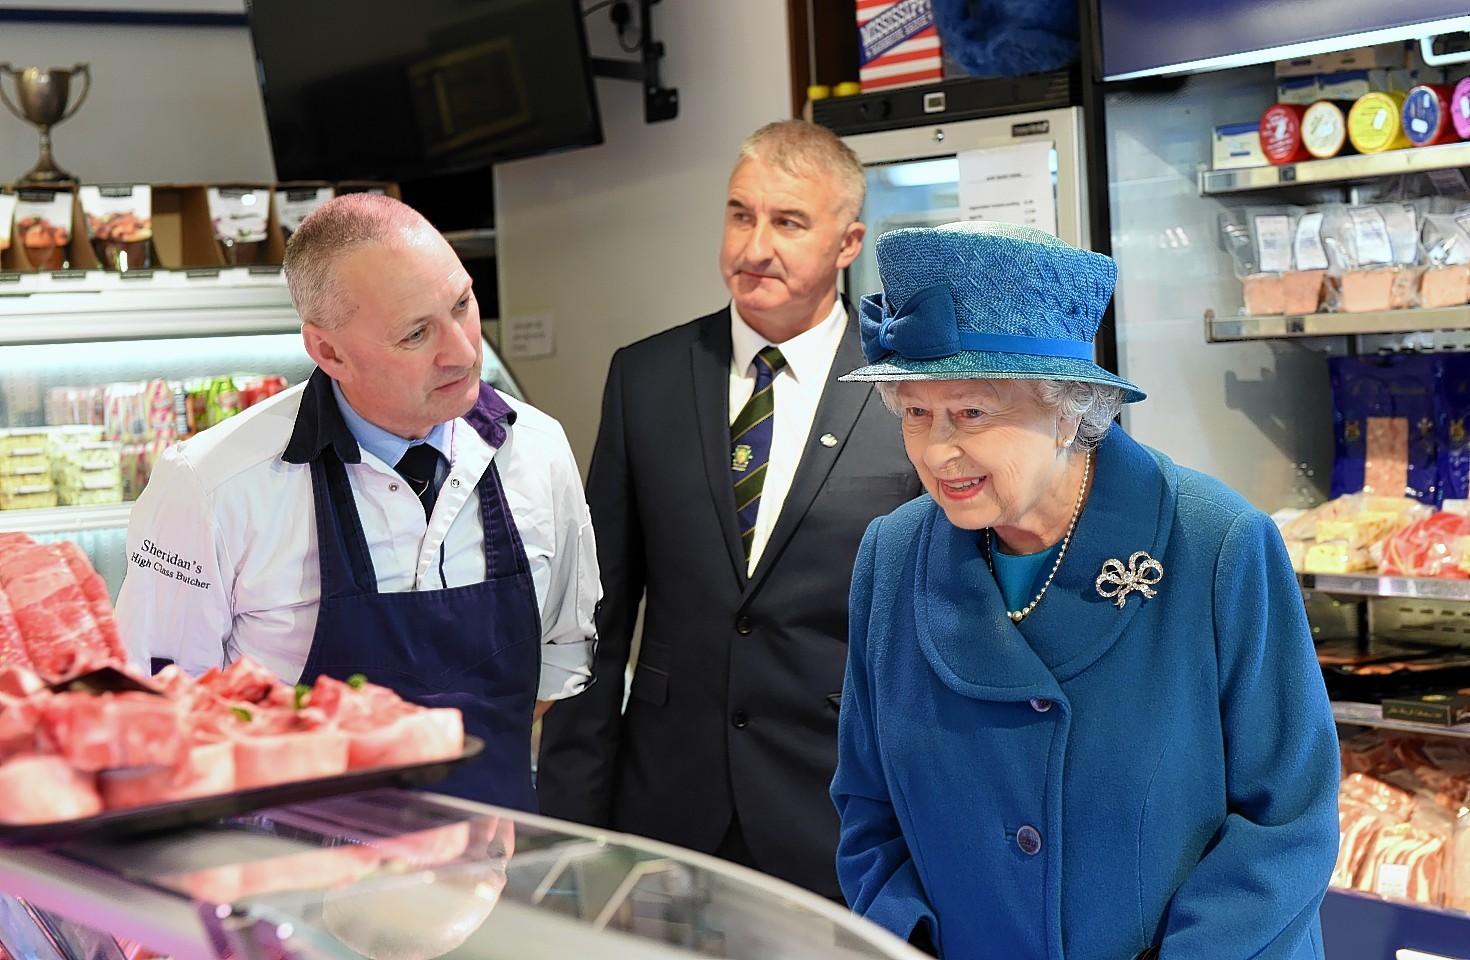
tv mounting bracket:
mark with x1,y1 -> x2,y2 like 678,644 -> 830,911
590,0 -> 679,122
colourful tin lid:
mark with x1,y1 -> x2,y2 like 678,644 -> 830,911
1302,100 -> 1352,158
1402,84 -> 1458,147
1453,77 -> 1470,141
1348,91 -> 1410,154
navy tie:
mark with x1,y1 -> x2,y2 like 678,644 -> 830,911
731,346 -> 787,564
395,443 -> 444,520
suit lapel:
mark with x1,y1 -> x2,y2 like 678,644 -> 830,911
745,307 -> 873,596
692,311 -> 748,584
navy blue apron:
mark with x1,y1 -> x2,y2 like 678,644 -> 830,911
298,446 -> 541,812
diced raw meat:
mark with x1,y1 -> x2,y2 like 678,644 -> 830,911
233,728 -> 349,789
346,709 -> 464,770
306,676 -> 463,768
0,754 -> 102,823
201,656 -> 294,709
0,665 -> 45,698
0,693 -> 43,763
98,740 -> 236,809
37,691 -> 187,771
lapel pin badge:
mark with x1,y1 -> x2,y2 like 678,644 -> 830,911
1095,551 -> 1164,609
819,433 -> 838,448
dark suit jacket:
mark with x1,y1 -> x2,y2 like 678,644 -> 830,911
537,304 -> 921,898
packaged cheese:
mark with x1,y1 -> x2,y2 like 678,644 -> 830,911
1304,540 -> 1374,573
1348,91 -> 1410,154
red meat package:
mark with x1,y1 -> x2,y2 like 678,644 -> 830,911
1378,511 -> 1470,578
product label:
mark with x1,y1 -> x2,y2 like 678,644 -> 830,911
0,194 -> 14,252
1254,214 -> 1292,273
1375,862 -> 1410,899
1349,207 -> 1393,265
78,185 -> 153,242
206,186 -> 270,243
1294,212 -> 1329,270
13,190 -> 72,250
1381,205 -> 1418,265
275,186 -> 333,238
858,0 -> 934,65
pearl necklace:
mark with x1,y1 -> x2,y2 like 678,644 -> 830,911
984,450 -> 1092,623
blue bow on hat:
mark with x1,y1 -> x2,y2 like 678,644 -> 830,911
840,220 -> 1145,403
859,284 -> 1099,365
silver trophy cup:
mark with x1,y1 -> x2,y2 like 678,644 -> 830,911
0,63 -> 90,184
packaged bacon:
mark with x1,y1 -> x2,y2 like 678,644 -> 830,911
1379,511 -> 1470,577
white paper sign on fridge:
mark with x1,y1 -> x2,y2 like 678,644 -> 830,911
956,140 -> 1058,238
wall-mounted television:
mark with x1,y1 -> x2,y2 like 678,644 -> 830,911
1097,0 -> 1470,81
246,0 -> 603,182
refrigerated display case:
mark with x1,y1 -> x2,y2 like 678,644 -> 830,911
0,788 -> 924,960
1101,47 -> 1470,960
0,269 -> 523,598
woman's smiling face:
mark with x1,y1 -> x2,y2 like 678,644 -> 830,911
895,378 -> 1079,545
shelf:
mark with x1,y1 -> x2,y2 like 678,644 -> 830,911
1300,572 -> 1470,601
1206,304 -> 1470,341
0,503 -> 132,535
1199,141 -> 1470,195
1332,700 -> 1470,739
0,269 -> 297,345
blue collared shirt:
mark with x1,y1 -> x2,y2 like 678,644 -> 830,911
330,379 -> 449,489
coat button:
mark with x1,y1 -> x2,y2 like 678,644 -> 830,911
450,478 -> 461,488
389,482 -> 400,492
1029,698 -> 1052,713
736,616 -> 753,635
1016,825 -> 1042,856
731,709 -> 749,729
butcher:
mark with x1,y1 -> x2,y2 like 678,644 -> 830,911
115,193 -> 599,811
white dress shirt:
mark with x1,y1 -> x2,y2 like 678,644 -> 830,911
115,381 -> 598,700
728,297 -> 846,575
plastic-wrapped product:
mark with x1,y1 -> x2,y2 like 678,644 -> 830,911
1419,213 -> 1470,308
1329,353 -> 1441,504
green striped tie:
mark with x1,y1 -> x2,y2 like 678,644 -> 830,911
731,346 -> 787,563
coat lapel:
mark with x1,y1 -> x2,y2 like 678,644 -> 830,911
691,311 -> 747,584
915,428 -> 1179,699
1022,428 -> 1178,682
744,308 -> 873,597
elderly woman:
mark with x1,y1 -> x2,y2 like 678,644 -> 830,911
831,221 -> 1339,960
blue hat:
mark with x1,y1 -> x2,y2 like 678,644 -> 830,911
840,220 -> 1145,403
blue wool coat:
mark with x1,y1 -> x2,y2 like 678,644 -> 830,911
833,428 -> 1340,960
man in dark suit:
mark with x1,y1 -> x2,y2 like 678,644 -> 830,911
537,119 -> 921,899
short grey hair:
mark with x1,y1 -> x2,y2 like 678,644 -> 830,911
283,192 -> 433,330
736,119 -> 865,222
875,378 -> 1123,448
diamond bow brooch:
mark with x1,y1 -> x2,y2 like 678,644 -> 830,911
1095,551 -> 1164,609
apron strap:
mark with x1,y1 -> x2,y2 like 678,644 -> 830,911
310,451 -> 379,598
477,460 -> 530,581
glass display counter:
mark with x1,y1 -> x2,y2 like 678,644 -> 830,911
0,789 -> 922,960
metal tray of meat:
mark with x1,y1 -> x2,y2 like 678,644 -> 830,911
0,736 -> 483,847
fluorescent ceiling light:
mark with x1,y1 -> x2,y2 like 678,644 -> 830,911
1105,17 -> 1470,81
